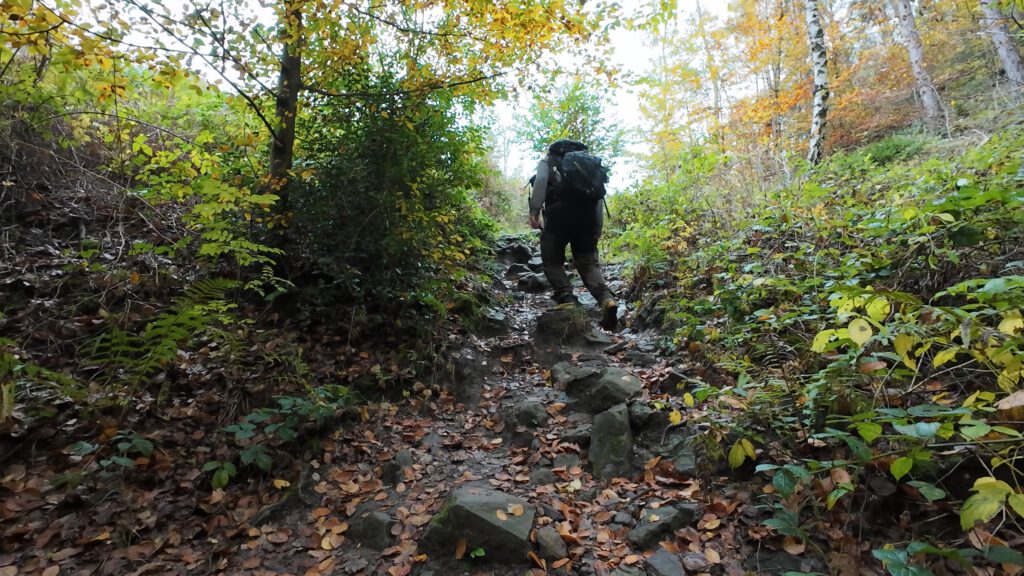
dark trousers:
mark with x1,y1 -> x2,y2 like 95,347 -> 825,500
540,201 -> 613,304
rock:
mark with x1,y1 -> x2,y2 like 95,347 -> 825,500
506,263 -> 531,276
381,449 -> 415,485
536,307 -> 591,345
662,432 -> 698,477
529,468 -> 557,486
611,567 -> 645,576
624,350 -> 658,367
613,511 -> 635,527
551,362 -> 602,386
518,272 -> 551,292
656,370 -> 689,395
603,340 -> 629,355
553,453 -> 581,470
627,503 -> 701,550
423,486 -> 536,564
514,400 -> 550,429
527,256 -> 544,272
347,507 -> 395,549
629,402 -> 654,429
497,239 -> 533,264
646,549 -> 684,576
744,550 -> 805,574
565,368 -> 643,414
536,525 -> 568,561
589,404 -> 633,481
479,308 -> 510,337
681,552 -> 710,573
560,414 -> 593,446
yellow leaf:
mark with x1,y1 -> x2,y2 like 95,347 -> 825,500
894,333 -> 916,370
683,393 -> 695,408
933,347 -> 961,368
865,297 -> 890,323
848,318 -> 873,346
668,410 -> 683,425
728,440 -> 747,469
455,537 -> 467,560
495,509 -> 508,521
273,479 -> 291,489
741,438 -> 756,459
998,313 -> 1023,336
507,503 -> 525,516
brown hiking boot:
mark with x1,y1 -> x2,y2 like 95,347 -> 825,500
600,298 -> 618,331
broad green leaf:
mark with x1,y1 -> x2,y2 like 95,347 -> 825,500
984,546 -> 1024,566
1007,494 -> 1024,518
865,297 -> 890,323
848,318 -> 873,346
907,481 -> 946,502
960,422 -> 991,439
826,484 -> 853,510
855,422 -> 883,443
960,490 -> 1006,530
892,421 -> 940,439
890,456 -> 913,481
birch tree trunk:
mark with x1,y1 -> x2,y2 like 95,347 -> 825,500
892,0 -> 943,129
981,0 -> 1024,87
805,0 -> 829,165
268,0 -> 303,208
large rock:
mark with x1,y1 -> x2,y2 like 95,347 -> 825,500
506,263 -> 531,277
536,307 -> 592,345
496,238 -> 533,264
559,413 -> 593,447
565,368 -> 643,414
646,549 -> 684,576
527,256 -> 544,272
424,486 -> 536,563
589,404 -> 633,481
536,525 -> 568,561
478,308 -> 510,337
518,273 -> 551,292
627,503 -> 701,550
513,400 -> 550,429
347,506 -> 396,549
381,449 -> 415,486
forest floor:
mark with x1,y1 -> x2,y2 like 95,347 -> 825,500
2,235 -> 921,576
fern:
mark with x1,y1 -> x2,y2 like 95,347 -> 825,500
88,277 -> 239,388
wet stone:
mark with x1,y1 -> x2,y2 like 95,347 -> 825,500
527,256 -> 544,272
553,453 -> 581,470
589,404 -> 633,481
613,511 -> 635,527
424,486 -> 536,564
627,503 -> 701,550
646,549 -> 684,576
518,273 -> 551,292
624,350 -> 658,367
560,414 -> 593,447
536,525 -> 568,561
514,399 -> 550,428
347,507 -> 395,550
611,567 -> 645,576
629,402 -> 655,429
506,263 -> 531,277
681,552 -> 711,573
530,468 -> 558,486
565,368 -> 642,414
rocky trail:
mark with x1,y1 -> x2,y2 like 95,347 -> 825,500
1,236 -> 818,576
224,236 -> 812,576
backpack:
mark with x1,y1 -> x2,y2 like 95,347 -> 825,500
550,150 -> 609,203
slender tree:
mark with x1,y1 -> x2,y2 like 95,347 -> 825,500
268,0 -> 303,205
805,0 -> 829,164
980,0 -> 1024,87
892,0 -> 943,129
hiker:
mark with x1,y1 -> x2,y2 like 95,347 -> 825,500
528,139 -> 618,331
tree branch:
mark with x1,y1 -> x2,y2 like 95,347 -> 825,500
302,71 -> 506,100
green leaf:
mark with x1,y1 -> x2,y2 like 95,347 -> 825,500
212,469 -> 231,489
826,485 -> 853,510
907,481 -> 946,502
855,422 -> 883,443
960,483 -> 1008,530
984,545 -> 1024,566
848,318 -> 873,346
810,329 -> 834,353
890,456 -> 913,481
892,421 -> 940,439
202,460 -> 222,472
1008,494 -> 1024,518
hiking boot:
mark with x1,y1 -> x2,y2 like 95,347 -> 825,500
554,293 -> 580,306
600,298 -> 618,331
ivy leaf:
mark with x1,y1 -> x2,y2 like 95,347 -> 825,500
890,456 -> 913,481
848,318 -> 873,346
959,478 -> 1012,530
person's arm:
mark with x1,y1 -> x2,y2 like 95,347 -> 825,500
528,158 -> 548,228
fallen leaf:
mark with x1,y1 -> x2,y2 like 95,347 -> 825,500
266,530 -> 290,544
455,537 -> 467,560
552,559 -> 571,569
783,536 -> 806,555
623,554 -> 642,565
272,478 -> 291,489
508,503 -> 525,516
41,567 -> 59,576
529,551 -> 546,569
496,509 -> 508,521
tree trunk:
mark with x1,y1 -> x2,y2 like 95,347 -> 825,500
892,0 -> 943,129
268,0 -> 303,207
694,0 -> 723,144
805,0 -> 829,165
981,0 -> 1024,87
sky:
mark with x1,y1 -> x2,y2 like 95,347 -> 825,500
492,1 -> 728,192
